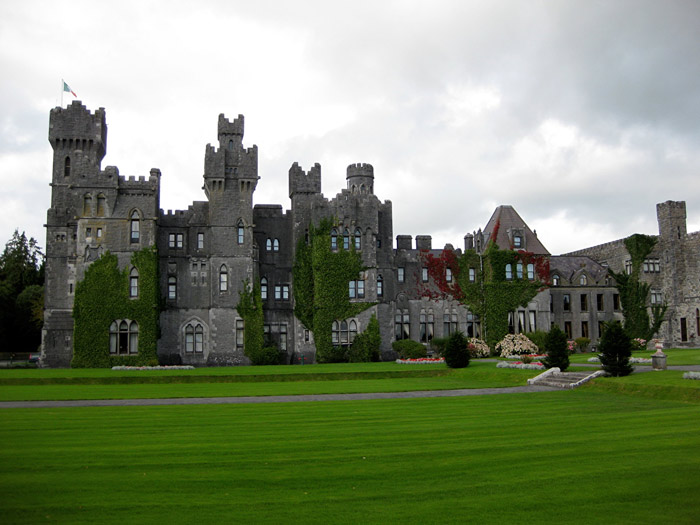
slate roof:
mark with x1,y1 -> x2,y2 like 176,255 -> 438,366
482,205 -> 550,255
549,255 -> 610,284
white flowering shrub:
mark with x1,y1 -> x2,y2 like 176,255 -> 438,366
468,338 -> 491,358
496,333 -> 539,358
497,360 -> 545,370
683,371 -> 700,380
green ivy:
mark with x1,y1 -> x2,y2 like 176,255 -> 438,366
292,218 -> 373,363
609,234 -> 667,340
425,243 -> 546,350
236,280 -> 265,362
72,247 -> 159,367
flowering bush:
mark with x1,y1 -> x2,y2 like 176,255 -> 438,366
496,333 -> 538,357
467,338 -> 490,358
567,340 -> 576,354
631,338 -> 647,351
396,358 -> 445,364
683,371 -> 700,380
112,365 -> 195,370
497,360 -> 545,370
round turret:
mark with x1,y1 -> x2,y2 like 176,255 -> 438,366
346,163 -> 374,194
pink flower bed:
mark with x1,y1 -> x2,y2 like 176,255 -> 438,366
396,358 -> 445,364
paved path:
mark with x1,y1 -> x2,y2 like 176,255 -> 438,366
0,385 -> 559,409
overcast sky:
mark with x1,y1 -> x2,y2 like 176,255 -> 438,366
2,0 -> 699,256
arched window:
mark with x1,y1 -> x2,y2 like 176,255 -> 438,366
96,194 -> 106,217
332,321 -> 340,345
273,238 -> 279,252
377,275 -> 383,297
552,275 -> 560,286
343,229 -> 350,250
354,228 -> 362,250
219,265 -> 228,292
330,228 -> 338,250
228,139 -> 234,151
349,320 -> 357,343
360,184 -> 366,194
129,268 -> 139,298
505,264 -> 513,280
83,194 -> 92,216
110,320 -> 138,355
261,277 -> 267,300
516,263 -> 523,279
340,320 -> 349,345
168,276 -> 177,300
580,275 -> 587,286
266,238 -> 272,251
527,263 -> 535,280
130,211 -> 140,243
237,220 -> 244,245
64,156 -> 71,177
185,323 -> 205,353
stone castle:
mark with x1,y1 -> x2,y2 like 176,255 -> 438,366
41,101 -> 699,366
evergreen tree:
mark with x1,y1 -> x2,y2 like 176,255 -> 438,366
597,321 -> 634,377
0,230 -> 44,353
542,325 -> 569,370
443,330 -> 470,368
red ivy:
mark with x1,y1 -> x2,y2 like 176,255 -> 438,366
418,249 -> 465,301
517,250 -> 550,287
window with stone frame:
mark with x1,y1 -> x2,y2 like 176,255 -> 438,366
129,268 -> 139,298
331,228 -> 338,250
516,263 -> 523,279
650,290 -> 663,305
398,267 -> 405,283
597,294 -> 604,311
564,321 -> 572,339
613,293 -> 621,310
219,265 -> 228,292
130,211 -> 140,243
443,310 -> 458,336
168,276 -> 177,300
466,312 -> 480,338
581,321 -> 589,339
580,294 -> 588,312
109,320 -> 138,355
343,229 -> 350,250
261,277 -> 268,300
469,267 -> 476,282
377,274 -> 383,297
527,263 -> 534,280
273,238 -> 280,252
197,232 -> 204,250
395,310 -> 410,340
354,228 -> 362,250
236,319 -> 244,351
422,267 -> 429,282
185,322 -> 204,353
563,294 -> 571,311
266,238 -> 272,251
505,264 -> 513,280
237,220 -> 244,245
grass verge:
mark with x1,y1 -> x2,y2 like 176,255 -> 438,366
1,390 -> 699,524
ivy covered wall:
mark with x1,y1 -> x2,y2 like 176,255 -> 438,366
422,243 -> 548,349
236,279 -> 264,361
292,218 -> 373,362
72,247 -> 159,367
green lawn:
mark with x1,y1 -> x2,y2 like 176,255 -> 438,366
0,361 -> 539,401
1,389 -> 699,524
569,347 -> 700,366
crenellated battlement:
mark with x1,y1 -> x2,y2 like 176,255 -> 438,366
289,162 -> 322,198
218,113 -> 244,137
347,163 -> 374,179
49,101 -> 107,158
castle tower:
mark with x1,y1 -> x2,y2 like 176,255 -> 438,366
43,102 -> 108,367
346,163 -> 374,194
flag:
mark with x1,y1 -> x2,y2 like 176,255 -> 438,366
63,81 -> 77,98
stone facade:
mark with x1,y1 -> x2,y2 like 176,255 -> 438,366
41,102 -> 695,366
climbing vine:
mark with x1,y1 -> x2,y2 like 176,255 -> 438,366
422,243 -> 548,349
72,247 -> 159,367
609,233 -> 667,340
236,279 -> 265,362
292,218 -> 373,362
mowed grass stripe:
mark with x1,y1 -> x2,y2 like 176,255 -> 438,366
1,391 -> 699,524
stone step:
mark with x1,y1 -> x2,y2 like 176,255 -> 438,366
528,370 -> 604,389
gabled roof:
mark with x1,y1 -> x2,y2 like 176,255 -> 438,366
549,255 -> 610,284
482,205 -> 550,255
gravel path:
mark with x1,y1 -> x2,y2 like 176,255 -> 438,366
0,385 -> 558,409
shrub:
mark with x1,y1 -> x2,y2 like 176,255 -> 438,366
392,339 -> 427,359
349,314 -> 382,362
496,333 -> 538,357
317,345 -> 348,363
542,325 -> 569,371
247,345 -> 282,365
521,355 -> 533,364
574,337 -> 591,353
442,330 -> 470,368
631,338 -> 647,351
467,338 -> 490,358
525,330 -> 547,352
598,321 -> 634,377
429,337 -> 448,356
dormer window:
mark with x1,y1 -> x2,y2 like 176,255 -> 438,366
580,275 -> 587,286
552,275 -> 560,286
513,235 -> 522,248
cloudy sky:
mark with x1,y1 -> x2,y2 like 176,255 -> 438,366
2,0 -> 699,255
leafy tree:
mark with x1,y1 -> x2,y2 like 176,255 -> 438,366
597,321 -> 634,377
542,325 -> 569,370
0,230 -> 44,353
442,330 -> 470,369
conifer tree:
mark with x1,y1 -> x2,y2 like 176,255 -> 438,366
542,325 -> 569,370
597,321 -> 634,377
